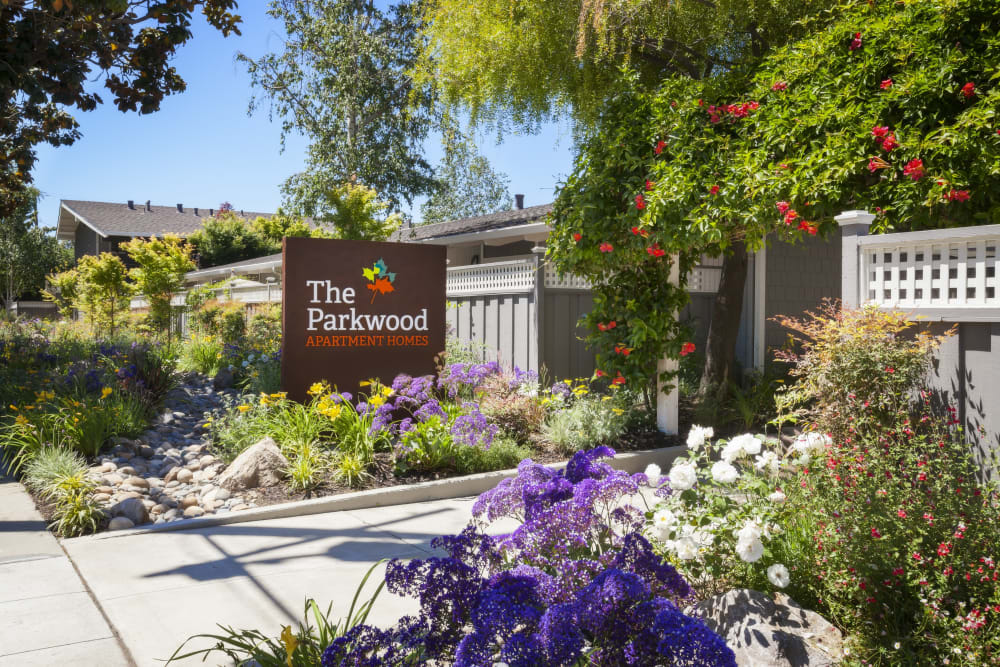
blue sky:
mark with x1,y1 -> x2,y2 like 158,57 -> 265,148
33,7 -> 575,231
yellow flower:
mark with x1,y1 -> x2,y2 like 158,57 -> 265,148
8,405 -> 17,411
307,381 -> 327,397
15,415 -> 29,426
612,408 -> 624,415
369,395 -> 384,408
237,405 -> 250,413
101,387 -> 113,399
280,626 -> 298,665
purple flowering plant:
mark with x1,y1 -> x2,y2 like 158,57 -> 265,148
321,447 -> 736,666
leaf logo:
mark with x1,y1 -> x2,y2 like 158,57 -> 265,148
362,258 -> 397,302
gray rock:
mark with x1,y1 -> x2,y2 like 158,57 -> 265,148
141,499 -> 156,511
163,508 -> 179,521
110,497 -> 150,526
108,517 -> 135,531
217,438 -> 288,492
212,368 -> 235,390
117,466 -> 137,477
199,454 -> 216,467
138,444 -> 156,458
687,589 -> 843,667
94,486 -> 115,495
92,493 -> 112,504
103,473 -> 124,486
211,487 -> 231,502
181,495 -> 200,508
175,468 -> 194,484
183,506 -> 206,518
231,503 -> 251,512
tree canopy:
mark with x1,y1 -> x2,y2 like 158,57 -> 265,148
240,0 -> 436,212
420,120 -> 513,224
0,0 -> 241,217
0,189 -> 71,307
415,0 -> 825,131
548,0 -> 1000,390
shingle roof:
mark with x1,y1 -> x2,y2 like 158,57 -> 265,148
390,203 -> 553,242
58,200 -> 276,239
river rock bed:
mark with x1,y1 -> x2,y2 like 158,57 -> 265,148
87,375 -> 257,530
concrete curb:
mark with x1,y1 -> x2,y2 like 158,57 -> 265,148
69,445 -> 686,541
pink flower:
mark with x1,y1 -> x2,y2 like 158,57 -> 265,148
946,189 -> 971,202
880,78 -> 893,90
871,125 -> 890,139
771,81 -> 788,91
849,32 -> 863,51
903,159 -> 924,181
881,134 -> 898,152
599,242 -> 614,253
962,82 -> 976,99
776,201 -> 791,214
709,185 -> 720,195
635,194 -> 646,210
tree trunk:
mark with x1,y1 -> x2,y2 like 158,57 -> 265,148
697,241 -> 750,403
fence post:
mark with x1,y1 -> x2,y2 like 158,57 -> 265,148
531,246 -> 546,375
835,210 -> 875,308
657,256 -> 680,435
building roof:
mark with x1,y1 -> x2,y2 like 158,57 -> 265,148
390,203 -> 553,243
56,200 -> 276,241
186,252 -> 283,283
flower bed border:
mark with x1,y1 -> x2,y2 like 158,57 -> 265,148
69,444 -> 685,540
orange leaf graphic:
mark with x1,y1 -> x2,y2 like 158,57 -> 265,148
367,277 -> 395,301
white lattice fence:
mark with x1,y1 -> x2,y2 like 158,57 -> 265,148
446,259 -> 537,296
859,227 -> 1000,314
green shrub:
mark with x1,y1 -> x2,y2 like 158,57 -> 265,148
541,395 -> 628,455
179,334 -> 223,376
219,305 -> 247,347
48,487 -> 104,537
477,374 -> 545,441
247,303 -> 281,348
23,446 -> 89,495
286,442 -> 328,492
118,343 -> 177,410
332,452 -> 371,488
168,562 -> 386,666
455,436 -> 532,475
397,415 -> 460,474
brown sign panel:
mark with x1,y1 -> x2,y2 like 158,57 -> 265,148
280,237 -> 446,403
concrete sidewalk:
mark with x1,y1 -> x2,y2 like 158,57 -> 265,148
62,497 -> 482,666
0,471 -> 131,666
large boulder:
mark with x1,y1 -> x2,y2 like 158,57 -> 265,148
217,437 -> 288,492
110,497 -> 150,526
687,589 -> 843,666
212,368 -> 235,390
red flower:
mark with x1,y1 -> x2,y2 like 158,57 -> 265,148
573,232 -> 582,242
797,220 -> 818,236
962,82 -> 976,99
898,510 -> 907,518
868,159 -> 882,172
646,245 -> 666,258
635,194 -> 646,210
784,209 -> 799,225
849,32 -> 862,51
611,373 -> 626,386
680,342 -> 696,357
614,345 -> 632,357
903,159 -> 924,181
597,322 -> 607,331
893,567 -> 905,576
880,78 -> 893,90
871,125 -> 890,139
881,134 -> 898,151
871,527 -> 882,538
946,189 -> 970,202
655,140 -> 666,154
595,369 -> 606,377
771,81 -> 788,91
645,179 -> 655,191
938,542 -> 952,557
631,226 -> 648,237
599,242 -> 614,253
885,366 -> 895,373
709,185 -> 720,195
776,201 -> 791,214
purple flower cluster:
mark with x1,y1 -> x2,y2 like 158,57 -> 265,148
321,448 -> 734,667
437,361 -> 502,398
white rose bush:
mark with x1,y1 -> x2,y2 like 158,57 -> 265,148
645,426 -> 823,596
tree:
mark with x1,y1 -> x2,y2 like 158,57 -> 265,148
415,0 -> 823,131
549,0 -> 1000,398
250,210 -> 332,245
239,0 -> 436,211
0,0 -> 241,218
420,120 -> 513,224
120,234 -> 196,336
41,268 -> 79,319
188,211 -> 279,268
75,253 -> 132,338
321,182 -> 403,241
0,189 -> 71,308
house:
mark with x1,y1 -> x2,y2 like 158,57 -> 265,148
55,199 -> 276,263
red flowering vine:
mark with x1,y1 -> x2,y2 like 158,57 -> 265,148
680,342 -> 696,356
634,194 -> 646,210
572,232 -> 582,242
771,81 -> 788,91
961,82 -> 976,99
646,244 -> 666,258
599,242 -> 614,253
903,159 -> 924,180
880,78 -> 893,90
709,185 -> 720,195
849,32 -> 863,51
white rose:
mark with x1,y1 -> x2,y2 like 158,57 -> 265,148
736,536 -> 764,563
767,563 -> 790,588
720,440 -> 743,463
674,536 -> 699,561
768,490 -> 787,504
737,519 -> 763,542
755,451 -> 780,476
731,433 -> 762,456
644,463 -> 662,486
652,508 -> 677,532
668,461 -> 698,491
711,461 -> 739,484
686,425 -> 714,450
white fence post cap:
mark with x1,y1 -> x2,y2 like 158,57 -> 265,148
834,210 -> 875,227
